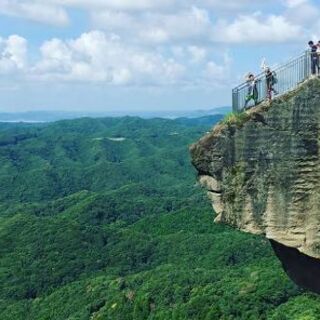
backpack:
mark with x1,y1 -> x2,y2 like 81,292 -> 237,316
271,72 -> 278,85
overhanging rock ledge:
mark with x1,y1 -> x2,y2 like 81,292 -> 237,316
190,78 -> 320,292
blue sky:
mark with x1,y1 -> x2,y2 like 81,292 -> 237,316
0,0 -> 319,113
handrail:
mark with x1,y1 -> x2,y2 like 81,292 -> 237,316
232,51 -> 312,112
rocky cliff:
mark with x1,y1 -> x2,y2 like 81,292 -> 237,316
190,78 -> 320,293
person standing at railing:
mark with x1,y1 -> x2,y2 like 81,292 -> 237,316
244,73 -> 259,109
308,41 -> 319,76
265,67 -> 278,101
317,41 -> 320,71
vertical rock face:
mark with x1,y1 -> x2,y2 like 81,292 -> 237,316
190,79 -> 320,292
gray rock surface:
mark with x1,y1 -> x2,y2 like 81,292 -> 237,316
190,78 -> 320,260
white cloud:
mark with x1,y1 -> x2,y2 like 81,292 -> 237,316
205,61 -> 227,80
0,1 -> 312,46
201,0 -> 253,10
93,6 -> 212,45
90,10 -> 136,31
48,0 -> 177,11
92,6 -> 306,46
155,7 -> 211,41
32,31 -> 186,85
0,0 -> 315,91
0,35 -> 27,74
53,0 -> 269,11
284,0 -> 308,8
204,52 -> 231,82
0,30 -> 231,88
139,28 -> 170,44
284,0 -> 320,27
188,46 -> 207,63
214,14 -> 303,43
0,0 -> 319,112
0,0 -> 69,26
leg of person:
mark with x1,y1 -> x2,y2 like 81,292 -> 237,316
253,87 -> 259,105
312,57 -> 317,75
267,88 -> 271,101
244,96 -> 250,109
267,83 -> 272,100
244,95 -> 254,110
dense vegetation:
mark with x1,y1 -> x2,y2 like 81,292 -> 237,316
0,115 -> 318,320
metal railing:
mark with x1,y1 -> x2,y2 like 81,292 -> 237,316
232,51 -> 312,113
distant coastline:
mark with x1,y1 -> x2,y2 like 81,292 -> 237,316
0,120 -> 47,123
0,107 -> 231,123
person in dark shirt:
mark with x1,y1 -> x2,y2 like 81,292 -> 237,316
308,41 -> 319,76
265,67 -> 278,101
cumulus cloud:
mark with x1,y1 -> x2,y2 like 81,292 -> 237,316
0,0 -> 312,46
91,6 -> 306,46
0,35 -> 27,74
92,6 -> 211,44
56,0 -> 176,11
0,0 -> 316,91
0,0 -> 69,26
188,46 -> 207,63
213,14 -> 303,43
284,0 -> 309,8
0,30 -> 231,88
205,61 -> 228,80
283,0 -> 320,26
204,52 -> 232,82
31,31 -> 186,85
50,0 -> 271,11
144,7 -> 211,42
201,0 -> 254,10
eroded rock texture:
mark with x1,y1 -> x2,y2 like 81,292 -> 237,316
190,78 -> 320,291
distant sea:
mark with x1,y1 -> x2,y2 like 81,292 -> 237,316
0,107 -> 231,123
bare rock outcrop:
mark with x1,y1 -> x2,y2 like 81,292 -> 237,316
190,78 -> 320,292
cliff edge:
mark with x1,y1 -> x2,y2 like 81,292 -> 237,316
190,78 -> 320,293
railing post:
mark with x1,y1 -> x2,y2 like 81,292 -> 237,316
232,88 -> 239,113
304,50 -> 309,80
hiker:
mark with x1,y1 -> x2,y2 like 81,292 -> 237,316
317,40 -> 320,60
244,73 -> 259,109
308,40 -> 319,76
265,67 -> 278,101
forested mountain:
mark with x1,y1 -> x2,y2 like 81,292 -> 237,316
0,115 -> 318,320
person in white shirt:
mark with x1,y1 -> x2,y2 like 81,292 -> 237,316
244,73 -> 259,109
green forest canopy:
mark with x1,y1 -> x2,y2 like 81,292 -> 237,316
0,115 -> 318,320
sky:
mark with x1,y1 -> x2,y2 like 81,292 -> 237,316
0,0 -> 319,113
